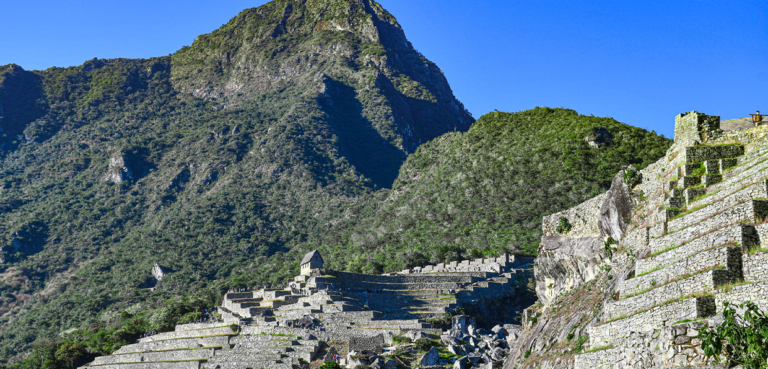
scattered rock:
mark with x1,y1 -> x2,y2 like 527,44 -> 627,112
441,334 -> 459,346
407,331 -> 430,341
451,315 -> 477,337
454,356 -> 469,369
420,347 -> 439,367
448,344 -> 464,356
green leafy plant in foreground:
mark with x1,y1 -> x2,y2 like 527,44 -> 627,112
699,301 -> 768,369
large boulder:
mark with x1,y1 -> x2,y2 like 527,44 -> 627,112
420,348 -> 439,367
597,166 -> 636,241
451,315 -> 477,338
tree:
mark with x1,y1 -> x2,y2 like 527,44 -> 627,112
698,301 -> 768,369
54,343 -> 87,369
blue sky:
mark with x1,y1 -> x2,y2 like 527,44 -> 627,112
2,0 -> 766,138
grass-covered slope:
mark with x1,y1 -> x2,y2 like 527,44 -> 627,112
316,108 -> 672,272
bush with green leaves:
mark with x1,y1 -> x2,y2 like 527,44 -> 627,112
319,361 -> 341,369
698,301 -> 768,369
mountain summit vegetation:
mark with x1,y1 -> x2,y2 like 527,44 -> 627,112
0,0 -> 670,365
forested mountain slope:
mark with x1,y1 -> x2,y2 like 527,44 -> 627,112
0,0 -> 471,359
315,108 -> 671,272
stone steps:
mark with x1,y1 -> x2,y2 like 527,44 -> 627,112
91,349 -> 214,366
139,327 -> 237,342
604,269 -> 736,321
588,296 -> 715,347
650,200 -> 766,253
627,246 -> 742,297
115,336 -> 231,354
644,224 -> 756,268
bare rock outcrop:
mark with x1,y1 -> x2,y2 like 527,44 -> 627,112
534,236 -> 608,305
597,166 -> 636,241
151,263 -> 165,281
104,152 -> 132,183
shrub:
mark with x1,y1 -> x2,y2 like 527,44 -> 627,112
319,361 -> 342,369
699,301 -> 768,369
556,216 -> 573,234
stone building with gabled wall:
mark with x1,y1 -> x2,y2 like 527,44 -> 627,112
300,250 -> 323,276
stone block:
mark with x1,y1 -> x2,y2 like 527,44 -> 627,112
703,174 -> 722,187
704,160 -> 720,174
720,158 -> 738,172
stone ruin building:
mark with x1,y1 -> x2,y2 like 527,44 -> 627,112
503,111 -> 768,369
79,250 -> 534,369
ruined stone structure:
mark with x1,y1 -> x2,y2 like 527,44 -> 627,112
79,254 -> 533,369
505,111 -> 768,369
300,250 -> 324,276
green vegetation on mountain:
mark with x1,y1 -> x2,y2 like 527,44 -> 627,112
316,108 -> 671,272
0,0 -> 670,365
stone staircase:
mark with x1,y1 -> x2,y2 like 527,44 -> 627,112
574,120 -> 768,367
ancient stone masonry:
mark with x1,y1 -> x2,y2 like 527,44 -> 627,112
504,111 -> 768,369
80,252 -> 533,369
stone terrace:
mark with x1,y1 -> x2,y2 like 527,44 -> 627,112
80,256 -> 533,369
572,112 -> 768,368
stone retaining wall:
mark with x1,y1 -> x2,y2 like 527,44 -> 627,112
743,251 -> 768,282
684,145 -> 744,163
542,194 -> 605,238
714,281 -> 768,313
643,225 -> 754,271
605,270 -> 732,321
115,336 -> 231,354
667,199 -> 766,234
349,334 -> 386,352
80,362 -> 200,369
624,246 -> 740,296
575,324 -> 720,369
588,297 -> 714,347
649,213 -> 755,256
92,349 -> 214,365
139,326 -> 236,342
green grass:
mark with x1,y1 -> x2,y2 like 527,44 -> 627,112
584,344 -> 614,353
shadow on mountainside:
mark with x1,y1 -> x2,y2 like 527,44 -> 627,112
322,77 -> 406,188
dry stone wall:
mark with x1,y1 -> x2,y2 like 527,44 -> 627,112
542,194 -> 605,238
588,297 -> 715,348
575,324 -> 720,369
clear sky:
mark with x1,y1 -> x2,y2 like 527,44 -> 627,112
2,0 -> 766,138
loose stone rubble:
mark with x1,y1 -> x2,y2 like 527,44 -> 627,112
80,254 -> 533,369
504,111 -> 768,369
